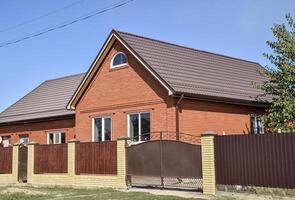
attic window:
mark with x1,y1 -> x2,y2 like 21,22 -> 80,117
110,52 -> 127,68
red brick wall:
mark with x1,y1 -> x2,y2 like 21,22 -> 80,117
75,40 -> 265,142
178,99 -> 265,136
75,41 -> 175,142
0,117 -> 75,145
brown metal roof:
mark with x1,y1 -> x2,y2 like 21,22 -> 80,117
1,30 -> 270,124
116,30 -> 270,103
0,73 -> 85,124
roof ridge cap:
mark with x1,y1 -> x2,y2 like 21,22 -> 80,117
115,30 -> 261,65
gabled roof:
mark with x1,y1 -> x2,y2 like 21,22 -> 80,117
0,73 -> 85,124
68,30 -> 269,109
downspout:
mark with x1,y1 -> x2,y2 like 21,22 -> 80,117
175,94 -> 184,141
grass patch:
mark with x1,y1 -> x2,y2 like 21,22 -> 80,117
0,186 -> 205,200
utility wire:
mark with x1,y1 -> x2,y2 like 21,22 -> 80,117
0,0 -> 88,33
0,0 -> 134,48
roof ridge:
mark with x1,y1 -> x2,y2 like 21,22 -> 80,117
115,30 -> 261,65
46,72 -> 85,82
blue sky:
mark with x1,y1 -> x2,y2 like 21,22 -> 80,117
0,0 -> 294,112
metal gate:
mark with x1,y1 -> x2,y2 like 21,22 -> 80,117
126,138 -> 202,190
18,145 -> 28,183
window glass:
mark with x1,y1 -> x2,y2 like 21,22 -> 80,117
94,118 -> 102,142
129,114 -> 139,141
129,113 -> 150,142
104,118 -> 112,141
111,52 -> 127,67
61,133 -> 66,143
141,113 -> 150,141
49,134 -> 54,144
93,117 -> 112,142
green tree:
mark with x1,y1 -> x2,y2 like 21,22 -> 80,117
259,14 -> 295,132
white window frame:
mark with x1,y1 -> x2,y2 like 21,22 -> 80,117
92,116 -> 112,142
47,132 -> 65,144
127,112 -> 150,142
2,136 -> 11,147
110,52 -> 128,69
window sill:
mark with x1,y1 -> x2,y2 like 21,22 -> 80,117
109,64 -> 128,71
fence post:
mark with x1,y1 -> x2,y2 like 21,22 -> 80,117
117,137 -> 130,188
201,131 -> 216,195
68,139 -> 79,181
12,144 -> 19,183
27,141 -> 38,184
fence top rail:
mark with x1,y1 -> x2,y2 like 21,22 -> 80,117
36,143 -> 68,147
127,139 -> 202,147
76,141 -> 117,145
0,146 -> 12,149
215,132 -> 295,138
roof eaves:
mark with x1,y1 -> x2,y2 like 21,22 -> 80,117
173,91 -> 270,108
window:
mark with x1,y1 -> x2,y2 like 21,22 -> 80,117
110,52 -> 127,68
128,112 -> 150,141
1,136 -> 11,147
47,132 -> 66,144
19,135 -> 29,144
92,117 -> 112,142
251,115 -> 264,134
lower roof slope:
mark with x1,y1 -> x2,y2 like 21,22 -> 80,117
116,30 -> 270,103
0,73 -> 85,124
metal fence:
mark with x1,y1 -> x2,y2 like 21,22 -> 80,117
75,141 -> 117,175
34,144 -> 68,174
215,133 -> 295,189
0,147 -> 12,174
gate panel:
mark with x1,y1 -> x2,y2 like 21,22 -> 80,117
162,141 -> 202,178
127,140 -> 202,190
127,141 -> 161,177
18,145 -> 28,183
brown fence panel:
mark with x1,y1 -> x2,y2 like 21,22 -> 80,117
0,147 -> 12,174
75,141 -> 117,175
34,144 -> 68,174
215,133 -> 295,189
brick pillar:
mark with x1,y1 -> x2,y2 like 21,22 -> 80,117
27,141 -> 38,184
117,137 -> 130,188
68,139 -> 79,179
12,144 -> 19,183
201,131 -> 216,195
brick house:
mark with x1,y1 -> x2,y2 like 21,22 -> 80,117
0,30 -> 269,146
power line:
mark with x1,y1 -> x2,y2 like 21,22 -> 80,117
0,0 -> 88,33
0,0 -> 134,48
